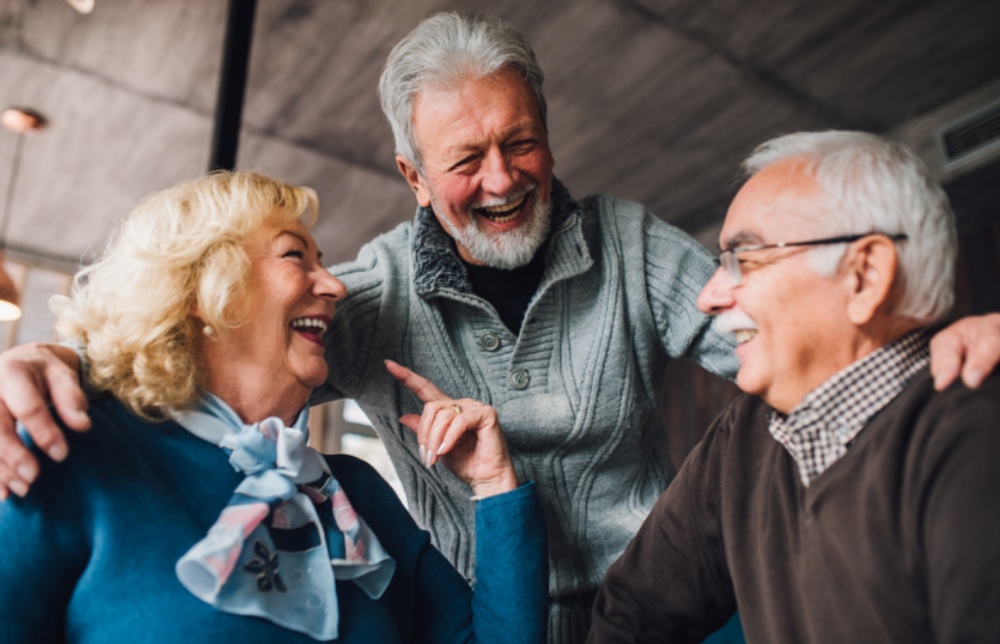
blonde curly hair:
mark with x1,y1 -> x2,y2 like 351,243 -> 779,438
52,171 -> 319,421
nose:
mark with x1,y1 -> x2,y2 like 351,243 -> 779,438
480,148 -> 516,196
313,268 -> 347,303
696,266 -> 736,315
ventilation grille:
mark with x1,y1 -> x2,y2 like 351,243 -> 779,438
937,97 -> 1000,172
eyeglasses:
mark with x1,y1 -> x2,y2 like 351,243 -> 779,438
716,232 -> 908,285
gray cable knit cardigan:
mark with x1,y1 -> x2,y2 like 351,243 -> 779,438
315,180 -> 738,640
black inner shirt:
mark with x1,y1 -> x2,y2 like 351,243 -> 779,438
463,251 -> 545,335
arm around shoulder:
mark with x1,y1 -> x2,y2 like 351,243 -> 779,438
640,213 -> 738,380
0,342 -> 88,500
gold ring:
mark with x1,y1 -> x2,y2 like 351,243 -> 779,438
449,403 -> 462,415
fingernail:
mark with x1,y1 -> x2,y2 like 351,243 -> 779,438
967,369 -> 985,388
436,442 -> 448,456
75,410 -> 91,425
0,487 -> 7,502
418,444 -> 428,467
48,443 -> 67,462
933,373 -> 947,390
17,465 -> 36,484
9,480 -> 28,498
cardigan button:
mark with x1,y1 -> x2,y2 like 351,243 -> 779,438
479,332 -> 501,352
508,368 -> 530,390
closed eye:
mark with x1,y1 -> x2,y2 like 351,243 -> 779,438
507,138 -> 537,152
450,154 -> 481,172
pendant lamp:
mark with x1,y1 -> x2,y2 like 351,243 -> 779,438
0,108 -> 47,321
65,0 -> 95,14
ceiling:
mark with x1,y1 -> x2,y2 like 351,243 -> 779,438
1,0 -> 998,272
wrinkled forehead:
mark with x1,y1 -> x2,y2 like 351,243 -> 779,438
720,159 -> 826,248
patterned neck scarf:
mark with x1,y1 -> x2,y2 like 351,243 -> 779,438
173,393 -> 395,640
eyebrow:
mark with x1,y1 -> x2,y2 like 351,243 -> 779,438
719,231 -> 764,251
276,230 -> 308,246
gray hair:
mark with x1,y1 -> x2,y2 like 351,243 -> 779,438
378,11 -> 547,168
743,130 -> 957,324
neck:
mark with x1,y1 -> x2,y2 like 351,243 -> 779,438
769,320 -> 921,414
201,364 -> 310,426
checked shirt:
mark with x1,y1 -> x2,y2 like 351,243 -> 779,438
768,330 -> 930,486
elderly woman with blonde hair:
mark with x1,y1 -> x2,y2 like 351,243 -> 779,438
0,171 -> 547,643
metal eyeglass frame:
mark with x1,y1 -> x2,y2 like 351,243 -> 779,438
717,232 -> 908,285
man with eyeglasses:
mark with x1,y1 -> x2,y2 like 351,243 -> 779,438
588,131 -> 1000,643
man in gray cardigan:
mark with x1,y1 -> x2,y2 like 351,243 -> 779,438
589,131 -> 1000,643
1,12 -> 999,644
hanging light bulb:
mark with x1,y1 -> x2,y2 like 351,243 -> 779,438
65,0 -> 95,14
0,108 -> 47,321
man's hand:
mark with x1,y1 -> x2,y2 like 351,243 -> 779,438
385,359 -> 518,499
930,313 -> 1000,391
0,343 -> 89,500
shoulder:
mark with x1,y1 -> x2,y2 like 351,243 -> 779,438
328,219 -> 414,286
333,219 -> 414,266
579,192 -> 705,242
24,397 -> 151,466
581,192 -> 714,269
361,218 -> 415,252
905,370 -> 1000,450
9,397 -> 151,526
578,192 -> 654,239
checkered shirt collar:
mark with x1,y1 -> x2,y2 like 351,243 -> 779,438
768,329 -> 930,486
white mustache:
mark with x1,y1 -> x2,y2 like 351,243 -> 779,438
712,310 -> 757,335
471,183 -> 536,210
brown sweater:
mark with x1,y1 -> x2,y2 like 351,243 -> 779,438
588,370 -> 1000,643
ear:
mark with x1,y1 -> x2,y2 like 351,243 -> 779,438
843,236 -> 899,326
396,155 -> 432,208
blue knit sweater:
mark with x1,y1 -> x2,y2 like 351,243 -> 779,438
0,397 -> 547,643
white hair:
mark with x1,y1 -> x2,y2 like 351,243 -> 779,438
378,11 -> 546,169
742,130 -> 957,324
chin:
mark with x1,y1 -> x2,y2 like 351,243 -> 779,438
735,369 -> 766,398
302,372 -> 329,390
293,361 -> 329,390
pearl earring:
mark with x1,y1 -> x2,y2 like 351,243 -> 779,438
203,325 -> 214,337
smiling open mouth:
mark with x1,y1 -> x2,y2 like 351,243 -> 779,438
474,192 -> 529,224
290,316 -> 329,345
733,329 -> 757,345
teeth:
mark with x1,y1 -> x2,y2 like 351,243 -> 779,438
291,317 -> 328,335
733,329 -> 757,345
477,193 -> 528,223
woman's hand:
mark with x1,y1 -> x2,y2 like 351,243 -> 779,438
385,359 -> 518,499
0,343 -> 90,500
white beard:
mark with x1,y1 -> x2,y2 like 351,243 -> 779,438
435,189 -> 552,270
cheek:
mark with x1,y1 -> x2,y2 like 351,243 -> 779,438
521,149 -> 554,179
435,178 -> 475,215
